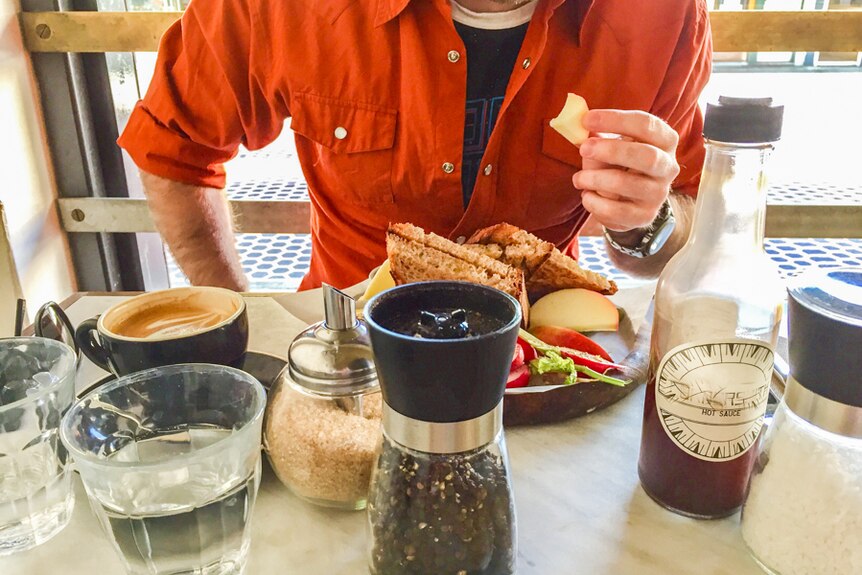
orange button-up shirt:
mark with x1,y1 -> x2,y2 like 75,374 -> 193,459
119,0 -> 712,290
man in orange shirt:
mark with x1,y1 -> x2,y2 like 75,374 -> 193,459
119,0 -> 711,291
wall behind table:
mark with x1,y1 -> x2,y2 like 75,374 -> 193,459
0,0 -> 76,320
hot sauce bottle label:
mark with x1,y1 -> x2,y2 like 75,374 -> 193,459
655,339 -> 773,462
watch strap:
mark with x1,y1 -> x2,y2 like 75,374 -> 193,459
603,198 -> 675,259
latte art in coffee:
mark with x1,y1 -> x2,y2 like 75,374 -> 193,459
113,306 -> 233,339
78,287 -> 248,376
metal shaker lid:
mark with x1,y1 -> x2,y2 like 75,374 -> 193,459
787,268 -> 862,408
286,285 -> 378,396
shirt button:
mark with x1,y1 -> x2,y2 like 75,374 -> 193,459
522,57 -> 531,69
447,50 -> 461,63
442,162 -> 455,174
483,164 -> 493,176
334,126 -> 348,140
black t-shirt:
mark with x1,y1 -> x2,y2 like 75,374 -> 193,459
455,21 -> 529,207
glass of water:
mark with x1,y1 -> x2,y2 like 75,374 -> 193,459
0,337 -> 77,555
61,364 -> 266,575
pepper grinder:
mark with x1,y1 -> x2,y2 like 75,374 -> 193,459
364,281 -> 521,575
264,285 -> 381,510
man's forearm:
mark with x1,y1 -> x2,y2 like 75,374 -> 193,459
141,171 -> 249,291
604,193 -> 695,278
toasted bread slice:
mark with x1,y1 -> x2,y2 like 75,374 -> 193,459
528,248 -> 618,299
386,223 -> 530,324
467,222 -> 616,299
461,243 -> 504,260
466,223 -> 554,277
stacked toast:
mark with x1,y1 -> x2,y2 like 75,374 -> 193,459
386,222 -> 617,323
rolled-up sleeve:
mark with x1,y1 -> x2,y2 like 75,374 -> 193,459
118,0 -> 286,188
653,0 -> 712,199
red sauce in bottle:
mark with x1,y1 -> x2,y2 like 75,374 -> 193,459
638,372 -> 760,519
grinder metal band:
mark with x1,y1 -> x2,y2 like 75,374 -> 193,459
785,376 -> 862,439
382,401 -> 503,454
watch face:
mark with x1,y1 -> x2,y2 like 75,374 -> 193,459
646,214 -> 676,256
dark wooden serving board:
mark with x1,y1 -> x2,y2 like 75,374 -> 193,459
503,301 -> 653,426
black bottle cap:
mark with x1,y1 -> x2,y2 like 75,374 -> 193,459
364,282 -> 521,423
703,95 -> 784,144
787,268 -> 862,408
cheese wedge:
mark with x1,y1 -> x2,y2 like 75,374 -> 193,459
549,93 -> 589,147
361,259 -> 396,301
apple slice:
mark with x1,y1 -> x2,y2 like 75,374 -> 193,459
531,325 -> 613,361
550,93 -> 590,147
529,288 -> 619,332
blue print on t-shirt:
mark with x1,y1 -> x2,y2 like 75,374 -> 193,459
462,96 -> 505,206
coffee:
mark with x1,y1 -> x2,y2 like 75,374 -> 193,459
76,287 -> 249,377
112,304 -> 233,339
102,289 -> 241,341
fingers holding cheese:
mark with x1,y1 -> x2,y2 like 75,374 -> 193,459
550,93 -> 590,147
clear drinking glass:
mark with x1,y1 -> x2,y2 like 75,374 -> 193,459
0,337 -> 77,556
60,364 -> 266,575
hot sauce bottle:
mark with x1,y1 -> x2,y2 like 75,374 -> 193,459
638,96 -> 785,518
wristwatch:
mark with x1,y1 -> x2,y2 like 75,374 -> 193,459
603,198 -> 676,258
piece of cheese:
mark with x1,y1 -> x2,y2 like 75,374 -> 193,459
361,259 -> 396,301
549,93 -> 590,147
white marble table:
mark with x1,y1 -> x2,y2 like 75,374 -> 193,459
3,293 -> 762,575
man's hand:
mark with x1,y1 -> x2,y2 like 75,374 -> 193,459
573,110 -> 680,232
142,171 -> 249,291
571,109 -> 696,278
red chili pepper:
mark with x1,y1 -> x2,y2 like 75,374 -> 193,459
506,365 -> 530,388
558,347 -> 625,374
530,325 -> 614,362
517,337 -> 538,363
510,342 -> 525,371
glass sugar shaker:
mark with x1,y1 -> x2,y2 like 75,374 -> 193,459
364,282 -> 521,575
264,285 -> 382,510
742,267 -> 862,575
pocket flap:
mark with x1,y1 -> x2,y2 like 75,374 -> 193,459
291,92 -> 397,154
541,119 -> 583,168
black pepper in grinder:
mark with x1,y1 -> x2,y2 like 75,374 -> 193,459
364,281 -> 521,575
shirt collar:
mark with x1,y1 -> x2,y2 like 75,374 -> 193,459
374,0 -> 412,26
375,0 -> 595,43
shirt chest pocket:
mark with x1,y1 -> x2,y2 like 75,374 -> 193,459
528,119 -> 585,222
290,92 -> 398,206
540,118 -> 583,170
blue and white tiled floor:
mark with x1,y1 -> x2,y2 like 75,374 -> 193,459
766,238 -> 862,276
167,234 -> 311,291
